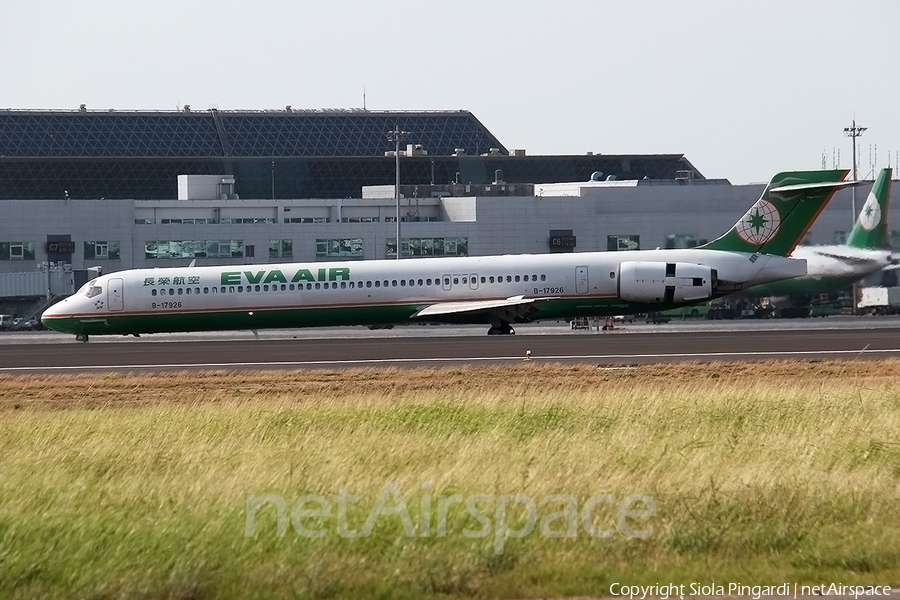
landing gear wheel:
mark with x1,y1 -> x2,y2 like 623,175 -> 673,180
487,324 -> 516,335
76,333 -> 90,343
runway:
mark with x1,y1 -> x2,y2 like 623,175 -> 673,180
3,316 -> 900,373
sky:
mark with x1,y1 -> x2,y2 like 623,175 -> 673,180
3,0 -> 898,184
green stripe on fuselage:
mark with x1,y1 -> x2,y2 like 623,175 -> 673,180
42,295 -> 709,336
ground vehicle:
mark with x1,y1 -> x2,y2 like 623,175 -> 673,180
0,314 -> 13,330
857,287 -> 900,315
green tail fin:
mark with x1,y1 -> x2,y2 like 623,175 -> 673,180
846,168 -> 892,249
699,169 -> 850,256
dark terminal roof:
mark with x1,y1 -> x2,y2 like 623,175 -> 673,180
0,108 -> 704,199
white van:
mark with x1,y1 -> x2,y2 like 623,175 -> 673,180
0,315 -> 13,330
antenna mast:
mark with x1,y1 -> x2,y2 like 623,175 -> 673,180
843,118 -> 867,225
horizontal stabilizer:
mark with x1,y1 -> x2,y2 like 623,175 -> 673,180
769,180 -> 861,195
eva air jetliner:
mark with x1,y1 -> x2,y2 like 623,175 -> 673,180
42,170 -> 853,341
745,167 -> 894,299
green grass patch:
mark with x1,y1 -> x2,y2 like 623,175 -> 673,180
0,361 -> 899,598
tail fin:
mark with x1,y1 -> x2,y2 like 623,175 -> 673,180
699,169 -> 851,256
846,167 -> 892,249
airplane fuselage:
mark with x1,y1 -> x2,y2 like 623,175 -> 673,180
42,249 -> 805,337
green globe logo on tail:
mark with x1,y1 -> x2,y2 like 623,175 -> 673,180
735,199 -> 781,244
858,191 -> 881,232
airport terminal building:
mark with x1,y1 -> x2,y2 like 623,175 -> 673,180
0,108 -> 893,314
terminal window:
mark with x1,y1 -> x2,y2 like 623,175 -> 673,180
0,242 -> 35,261
145,240 -> 243,259
386,237 -> 468,258
84,241 -> 120,260
316,238 -> 364,259
607,235 -> 640,252
664,234 -> 698,249
269,239 -> 293,259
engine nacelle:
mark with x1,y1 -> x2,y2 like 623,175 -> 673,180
617,261 -> 717,303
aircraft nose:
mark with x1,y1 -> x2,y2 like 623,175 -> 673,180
41,299 -> 67,325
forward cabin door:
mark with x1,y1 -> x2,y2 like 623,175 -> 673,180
108,277 -> 125,311
575,266 -> 589,295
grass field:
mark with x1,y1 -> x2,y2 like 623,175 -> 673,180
1,360 -> 899,599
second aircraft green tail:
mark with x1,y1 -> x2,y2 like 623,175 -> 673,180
846,167 -> 892,249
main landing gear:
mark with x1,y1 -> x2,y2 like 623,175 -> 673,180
487,323 -> 515,335
76,333 -> 89,343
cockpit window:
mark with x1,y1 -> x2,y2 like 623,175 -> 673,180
79,280 -> 103,298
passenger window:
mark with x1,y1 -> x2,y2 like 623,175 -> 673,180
489,276 -> 494,283
426,278 -> 432,286
289,284 -> 295,291
315,283 -> 320,290
506,276 -> 512,283
383,280 -> 388,287
186,288 -> 191,295
540,274 -> 546,281
392,280 -> 398,287
228,286 -> 234,293
515,276 -> 520,282
169,288 -> 175,295
481,277 -> 486,283
375,281 -> 381,288
151,289 -> 158,296
400,280 -> 406,286
453,277 -> 459,284
341,282 -> 347,288
462,277 -> 468,284
418,279 -> 423,286
366,281 -> 372,288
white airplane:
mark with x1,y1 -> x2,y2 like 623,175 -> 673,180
42,170 -> 854,341
746,167 -> 895,299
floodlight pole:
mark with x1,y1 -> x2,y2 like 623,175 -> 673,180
388,129 -> 409,259
844,119 -> 867,225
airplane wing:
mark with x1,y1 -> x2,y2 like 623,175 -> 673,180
412,295 -> 557,322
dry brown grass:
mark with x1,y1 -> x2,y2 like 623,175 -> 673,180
0,358 -> 887,410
